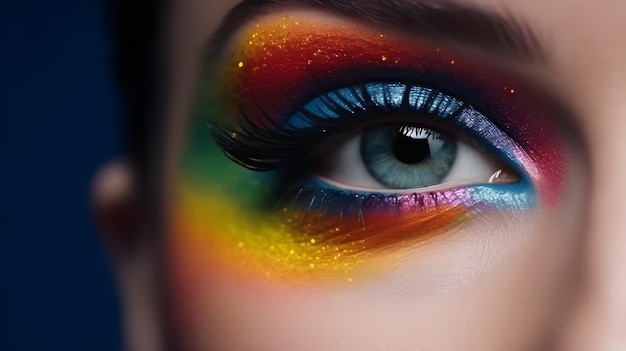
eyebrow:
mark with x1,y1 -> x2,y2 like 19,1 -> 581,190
208,0 -> 546,63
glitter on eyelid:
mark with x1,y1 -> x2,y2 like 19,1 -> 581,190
214,13 -> 564,204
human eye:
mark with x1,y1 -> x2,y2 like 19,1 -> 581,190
270,82 -> 520,192
214,79 -> 529,206
177,11 -> 566,285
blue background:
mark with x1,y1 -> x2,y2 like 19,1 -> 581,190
1,1 -> 123,349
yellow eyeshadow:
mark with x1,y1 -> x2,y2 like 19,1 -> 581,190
172,183 -> 470,283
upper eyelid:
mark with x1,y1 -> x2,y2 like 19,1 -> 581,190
206,0 -> 546,66
202,4 -> 578,160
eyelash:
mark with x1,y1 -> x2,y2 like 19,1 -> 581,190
213,81 -> 472,171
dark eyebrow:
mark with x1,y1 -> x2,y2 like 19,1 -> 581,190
208,0 -> 545,63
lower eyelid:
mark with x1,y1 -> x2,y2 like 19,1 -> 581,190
298,164 -> 533,217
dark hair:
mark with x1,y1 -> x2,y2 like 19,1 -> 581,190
107,2 -> 175,347
107,0 -> 169,201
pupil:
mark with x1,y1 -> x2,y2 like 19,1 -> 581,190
391,127 -> 431,164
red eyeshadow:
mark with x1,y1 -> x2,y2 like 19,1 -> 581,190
214,14 -> 565,204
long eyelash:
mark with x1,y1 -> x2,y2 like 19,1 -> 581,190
209,81 -> 463,171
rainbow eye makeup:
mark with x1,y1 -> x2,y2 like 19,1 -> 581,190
174,13 -> 565,283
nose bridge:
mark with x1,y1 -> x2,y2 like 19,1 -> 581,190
587,66 -> 626,263
557,76 -> 626,348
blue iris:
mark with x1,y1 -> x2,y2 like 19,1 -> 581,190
361,125 -> 457,188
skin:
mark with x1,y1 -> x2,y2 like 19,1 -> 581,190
92,0 -> 626,350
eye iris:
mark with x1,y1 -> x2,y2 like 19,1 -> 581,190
361,125 -> 457,189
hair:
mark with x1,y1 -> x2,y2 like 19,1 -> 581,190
107,0 -> 170,202
107,2 -> 175,347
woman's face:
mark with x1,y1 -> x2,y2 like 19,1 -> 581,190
153,0 -> 626,350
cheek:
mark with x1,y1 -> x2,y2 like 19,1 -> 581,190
166,106 -> 580,350
164,205 -> 583,350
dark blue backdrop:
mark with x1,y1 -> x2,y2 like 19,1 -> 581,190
1,1 -> 123,349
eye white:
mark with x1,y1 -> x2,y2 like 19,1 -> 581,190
314,129 -> 508,192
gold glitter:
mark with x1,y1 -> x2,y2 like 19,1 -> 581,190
450,59 -> 456,65
379,34 -> 384,38
185,14 -> 481,283
510,89 -> 515,94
